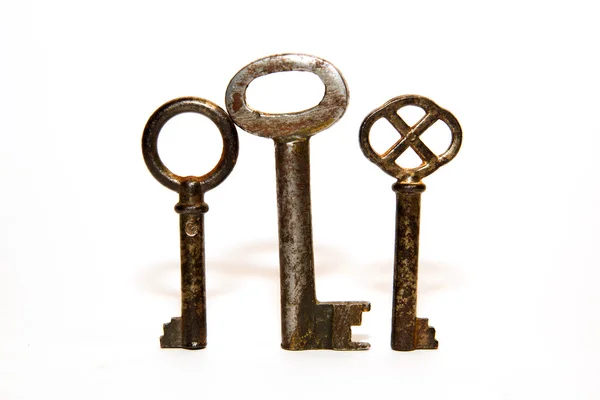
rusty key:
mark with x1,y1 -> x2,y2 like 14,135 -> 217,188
359,95 -> 462,351
226,54 -> 370,350
142,97 -> 239,349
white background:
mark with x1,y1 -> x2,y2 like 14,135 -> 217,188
1,1 -> 599,399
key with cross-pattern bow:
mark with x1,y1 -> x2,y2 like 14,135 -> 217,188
360,94 -> 462,351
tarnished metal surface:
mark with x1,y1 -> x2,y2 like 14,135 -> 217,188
225,54 -> 348,140
227,54 -> 370,351
359,95 -> 461,183
360,95 -> 462,351
142,97 -> 239,349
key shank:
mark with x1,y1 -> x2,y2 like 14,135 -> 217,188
391,181 -> 437,351
161,181 -> 208,349
274,139 -> 370,350
275,139 -> 319,348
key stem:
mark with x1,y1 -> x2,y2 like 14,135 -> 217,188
174,180 -> 208,349
391,181 -> 426,350
274,138 -> 318,349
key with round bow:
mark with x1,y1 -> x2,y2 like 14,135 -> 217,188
142,97 -> 239,349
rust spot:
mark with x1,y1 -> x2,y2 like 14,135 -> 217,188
232,92 -> 243,113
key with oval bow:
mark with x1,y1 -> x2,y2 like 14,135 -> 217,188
226,54 -> 370,351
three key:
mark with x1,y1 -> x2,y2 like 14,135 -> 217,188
142,97 -> 239,349
226,54 -> 370,351
359,95 -> 462,351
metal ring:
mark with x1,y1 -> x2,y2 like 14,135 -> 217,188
359,95 -> 462,182
225,53 -> 349,140
142,97 -> 239,192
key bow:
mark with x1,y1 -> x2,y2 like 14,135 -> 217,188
225,53 -> 348,141
359,95 -> 462,183
142,97 -> 239,192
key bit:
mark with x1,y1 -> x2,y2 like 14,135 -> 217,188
142,97 -> 239,349
226,54 -> 370,351
359,95 -> 462,351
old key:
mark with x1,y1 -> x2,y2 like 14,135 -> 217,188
359,95 -> 462,351
226,54 -> 370,350
142,97 -> 239,349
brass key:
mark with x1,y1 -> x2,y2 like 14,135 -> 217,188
226,54 -> 370,350
142,97 -> 239,349
359,95 -> 462,351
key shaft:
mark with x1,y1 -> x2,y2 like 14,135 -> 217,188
161,181 -> 209,349
391,182 -> 437,350
274,138 -> 370,350
275,139 -> 318,348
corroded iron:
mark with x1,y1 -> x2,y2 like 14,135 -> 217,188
359,95 -> 462,351
142,97 -> 239,349
226,54 -> 370,350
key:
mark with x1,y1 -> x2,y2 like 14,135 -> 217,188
226,54 -> 370,350
359,95 -> 462,351
142,97 -> 239,349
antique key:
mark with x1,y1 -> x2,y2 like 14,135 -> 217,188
359,95 -> 462,351
226,54 -> 370,350
142,97 -> 239,349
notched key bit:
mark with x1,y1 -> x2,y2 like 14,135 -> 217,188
359,95 -> 462,351
142,97 -> 239,349
226,54 -> 370,351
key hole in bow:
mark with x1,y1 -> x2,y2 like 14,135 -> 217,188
369,118 -> 402,155
397,105 -> 426,127
157,112 -> 223,177
420,120 -> 452,155
245,71 -> 325,114
395,148 -> 423,169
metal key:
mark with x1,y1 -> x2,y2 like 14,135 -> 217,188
142,97 -> 239,349
226,54 -> 370,351
359,95 -> 462,351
